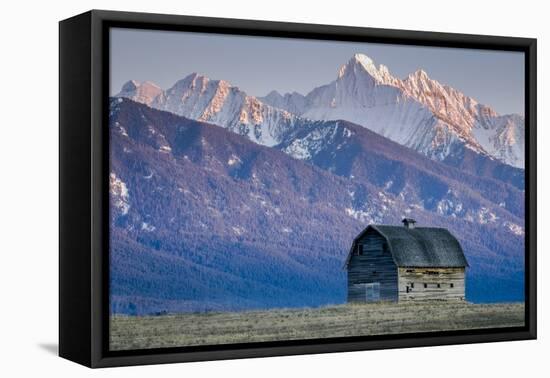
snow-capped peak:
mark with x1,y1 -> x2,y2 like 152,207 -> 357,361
352,53 -> 377,71
337,53 -> 400,87
117,73 -> 302,147
408,69 -> 429,80
402,69 -> 444,96
338,53 -> 378,80
167,72 -> 234,97
399,69 -> 510,152
302,53 -> 525,168
259,90 -> 308,115
117,80 -> 163,106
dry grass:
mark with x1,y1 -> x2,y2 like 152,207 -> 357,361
110,301 -> 524,351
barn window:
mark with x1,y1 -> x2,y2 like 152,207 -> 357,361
423,283 -> 428,288
450,283 -> 454,288
356,244 -> 363,255
406,269 -> 414,273
437,283 -> 441,288
410,283 -> 414,289
382,242 -> 389,253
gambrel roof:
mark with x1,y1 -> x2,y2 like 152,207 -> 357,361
344,225 -> 469,268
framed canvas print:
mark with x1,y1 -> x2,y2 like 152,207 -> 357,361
59,10 -> 536,368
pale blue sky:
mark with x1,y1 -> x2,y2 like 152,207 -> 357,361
110,28 -> 525,115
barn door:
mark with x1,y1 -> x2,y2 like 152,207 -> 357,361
365,282 -> 380,302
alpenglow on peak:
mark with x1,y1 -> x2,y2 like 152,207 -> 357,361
337,53 -> 399,86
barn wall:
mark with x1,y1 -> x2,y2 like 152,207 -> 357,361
347,230 -> 398,302
398,267 -> 465,301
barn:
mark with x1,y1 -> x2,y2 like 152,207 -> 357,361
344,219 -> 468,302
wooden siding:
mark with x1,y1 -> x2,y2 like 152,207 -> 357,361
398,267 -> 465,301
347,230 -> 398,302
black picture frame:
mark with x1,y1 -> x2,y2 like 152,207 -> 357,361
59,9 -> 537,368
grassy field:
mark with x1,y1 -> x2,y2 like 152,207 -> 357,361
110,301 -> 524,351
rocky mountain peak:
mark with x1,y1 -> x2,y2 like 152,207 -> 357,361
117,80 -> 162,106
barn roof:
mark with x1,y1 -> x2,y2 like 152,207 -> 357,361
344,225 -> 469,268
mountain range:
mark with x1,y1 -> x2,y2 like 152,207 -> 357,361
111,53 -> 525,314
109,97 -> 524,314
118,53 -> 525,169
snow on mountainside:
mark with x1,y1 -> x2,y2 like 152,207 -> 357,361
472,113 -> 525,169
261,53 -> 525,168
118,73 -> 302,147
109,99 -> 525,312
259,90 -> 308,115
116,53 -> 524,168
398,68 -> 525,168
116,80 -> 163,106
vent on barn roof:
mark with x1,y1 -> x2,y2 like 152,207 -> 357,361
402,218 -> 417,229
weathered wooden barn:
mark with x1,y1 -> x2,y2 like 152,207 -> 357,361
344,219 -> 468,302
